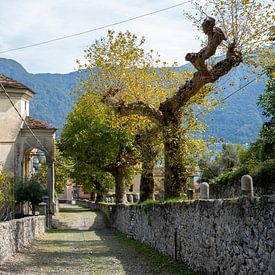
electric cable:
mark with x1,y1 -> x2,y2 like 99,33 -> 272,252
0,1 -> 194,54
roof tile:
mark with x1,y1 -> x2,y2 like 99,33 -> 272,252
23,116 -> 57,130
0,74 -> 34,93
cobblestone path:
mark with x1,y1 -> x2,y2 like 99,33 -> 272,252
0,204 -> 188,275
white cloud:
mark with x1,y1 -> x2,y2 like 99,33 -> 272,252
0,0 -> 201,73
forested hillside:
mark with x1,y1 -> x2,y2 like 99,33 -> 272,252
0,58 -> 265,142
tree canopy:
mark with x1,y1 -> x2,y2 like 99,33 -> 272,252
60,1 -> 274,200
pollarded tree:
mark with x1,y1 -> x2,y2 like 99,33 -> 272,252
135,127 -> 161,201
58,93 -> 139,204
79,30 -> 217,200
106,1 -> 274,198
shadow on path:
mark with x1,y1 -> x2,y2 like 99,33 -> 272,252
0,203 -> 193,275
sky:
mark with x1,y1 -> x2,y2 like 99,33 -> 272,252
0,0 -> 202,73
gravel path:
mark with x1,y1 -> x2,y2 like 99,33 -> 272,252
0,204 -> 187,275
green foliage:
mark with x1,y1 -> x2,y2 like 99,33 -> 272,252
211,159 -> 275,189
0,170 -> 13,221
0,58 -> 268,144
243,67 -> 275,162
210,165 -> 249,186
199,143 -> 245,182
58,93 -> 139,202
0,170 -> 12,203
258,67 -> 275,119
70,165 -> 114,197
59,111 -> 138,172
256,67 -> 275,158
35,151 -> 70,194
250,159 -> 275,188
212,67 -> 275,189
15,177 -> 46,212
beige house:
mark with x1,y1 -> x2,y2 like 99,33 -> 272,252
0,74 -> 56,213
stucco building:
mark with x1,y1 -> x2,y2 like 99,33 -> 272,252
0,74 -> 56,211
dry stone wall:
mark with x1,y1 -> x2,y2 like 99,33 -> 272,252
0,215 -> 45,264
90,196 -> 275,274
209,184 -> 275,199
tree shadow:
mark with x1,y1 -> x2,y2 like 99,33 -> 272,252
0,205 -> 193,274
59,205 -> 90,213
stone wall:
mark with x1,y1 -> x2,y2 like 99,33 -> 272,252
86,196 -> 275,274
0,215 -> 45,264
209,184 -> 275,199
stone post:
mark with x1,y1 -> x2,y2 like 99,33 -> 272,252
200,182 -> 209,199
241,175 -> 254,199
128,195 -> 134,203
133,194 -> 140,202
47,161 -> 55,227
38,202 -> 47,215
42,196 -> 50,228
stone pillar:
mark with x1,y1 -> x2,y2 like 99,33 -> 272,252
241,175 -> 254,199
133,194 -> 140,202
47,161 -> 55,227
38,202 -> 47,215
200,182 -> 209,199
42,196 -> 50,228
128,195 -> 134,203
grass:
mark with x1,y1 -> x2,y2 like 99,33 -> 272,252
114,230 -> 197,275
59,205 -> 90,213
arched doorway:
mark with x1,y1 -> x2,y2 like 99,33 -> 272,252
15,117 -> 56,226
23,148 -> 47,179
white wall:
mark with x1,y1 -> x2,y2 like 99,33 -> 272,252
0,89 -> 30,173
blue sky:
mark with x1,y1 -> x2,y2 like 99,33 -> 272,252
0,0 -> 201,73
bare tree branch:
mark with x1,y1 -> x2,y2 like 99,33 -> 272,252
106,96 -> 163,125
104,17 -> 242,129
185,17 -> 226,72
160,17 -> 242,117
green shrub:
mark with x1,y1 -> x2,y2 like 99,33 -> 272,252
0,170 -> 13,221
210,159 -> 275,189
210,165 -> 249,186
250,159 -> 275,188
15,177 -> 46,215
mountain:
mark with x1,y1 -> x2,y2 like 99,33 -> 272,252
0,58 -> 266,143
0,58 -> 80,136
202,64 -> 266,143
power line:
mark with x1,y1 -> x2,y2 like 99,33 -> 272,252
0,83 -> 52,156
222,71 -> 265,101
0,83 -> 70,168
197,71 -> 266,118
198,71 -> 267,142
0,1 -> 193,54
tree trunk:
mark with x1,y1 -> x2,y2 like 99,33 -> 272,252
105,17 -> 242,200
32,204 -> 36,216
163,115 -> 187,199
137,128 -> 160,201
96,193 -> 103,202
111,167 -> 127,204
163,141 -> 187,198
140,165 -> 155,202
90,191 -> 96,201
